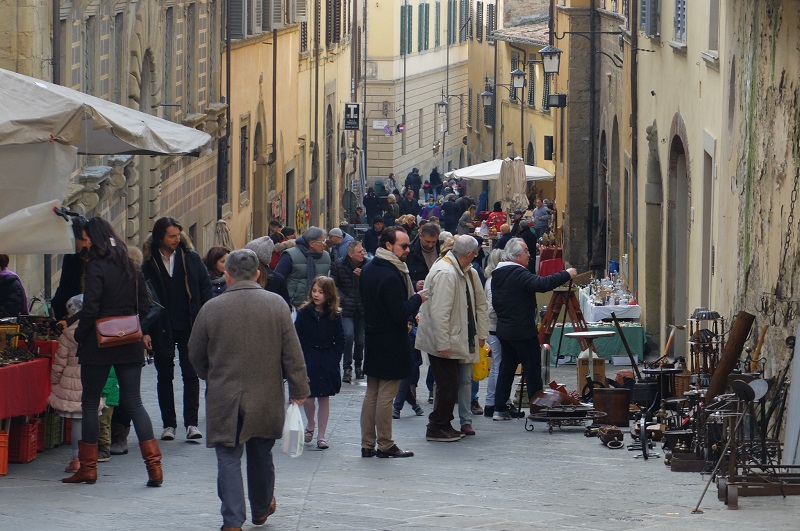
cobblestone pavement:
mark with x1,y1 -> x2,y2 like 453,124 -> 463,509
2,363 -> 800,530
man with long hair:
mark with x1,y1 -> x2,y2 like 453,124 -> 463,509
142,217 -> 211,442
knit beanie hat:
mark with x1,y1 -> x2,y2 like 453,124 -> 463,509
245,235 -> 275,267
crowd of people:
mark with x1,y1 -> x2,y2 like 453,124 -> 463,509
0,172 -> 565,530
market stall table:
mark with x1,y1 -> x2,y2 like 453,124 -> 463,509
548,324 -> 646,365
0,358 -> 51,419
579,287 -> 642,322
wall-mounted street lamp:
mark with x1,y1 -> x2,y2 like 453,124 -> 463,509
538,45 -> 563,75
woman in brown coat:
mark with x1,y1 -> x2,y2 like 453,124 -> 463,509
62,217 -> 162,487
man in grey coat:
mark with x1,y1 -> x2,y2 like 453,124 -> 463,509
189,249 -> 310,530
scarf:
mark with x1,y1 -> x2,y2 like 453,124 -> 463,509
0,269 -> 28,315
295,237 -> 321,290
376,247 -> 414,297
421,245 -> 438,270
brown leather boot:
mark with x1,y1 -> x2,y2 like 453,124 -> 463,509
62,441 -> 97,484
139,439 -> 163,487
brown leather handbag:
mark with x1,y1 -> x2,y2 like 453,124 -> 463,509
95,315 -> 142,347
95,276 -> 142,348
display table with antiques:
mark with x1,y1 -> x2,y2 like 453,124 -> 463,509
579,285 -> 641,322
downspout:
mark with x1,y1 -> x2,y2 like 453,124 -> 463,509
588,0 -> 597,263
218,0 -> 232,220
311,0 -> 321,190
362,0 -> 368,183
492,36 -> 498,160
444,2 -> 449,170
630,0 -> 639,286
48,0 -> 61,302
268,29 -> 277,166
348,0 -> 359,189
403,0 -> 408,151
508,43 -> 527,158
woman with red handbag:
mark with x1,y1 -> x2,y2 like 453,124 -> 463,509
63,217 -> 163,487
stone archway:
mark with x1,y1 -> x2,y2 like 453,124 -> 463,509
666,114 -> 691,358
644,120 -> 663,342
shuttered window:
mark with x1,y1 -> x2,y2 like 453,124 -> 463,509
476,2 -> 483,41
435,1 -> 441,47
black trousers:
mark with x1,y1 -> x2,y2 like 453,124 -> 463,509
427,355 -> 459,427
493,337 -> 543,413
154,329 -> 200,429
81,362 -> 155,443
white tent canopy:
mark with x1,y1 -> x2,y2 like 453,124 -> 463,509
445,158 -> 554,181
0,68 -> 213,254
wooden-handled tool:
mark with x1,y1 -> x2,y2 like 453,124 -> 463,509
611,311 -> 642,381
749,324 -> 769,373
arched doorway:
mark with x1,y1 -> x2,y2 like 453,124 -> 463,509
325,105 -> 335,229
593,131 -> 608,272
608,119 -> 621,266
666,135 -> 689,358
526,142 -> 535,165
252,123 -> 266,236
644,120 -> 663,342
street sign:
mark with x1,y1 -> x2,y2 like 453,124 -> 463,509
383,125 -> 392,135
396,123 -> 405,133
344,103 -> 360,130
372,119 -> 389,130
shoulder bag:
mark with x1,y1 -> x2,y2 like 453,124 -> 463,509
95,275 -> 143,348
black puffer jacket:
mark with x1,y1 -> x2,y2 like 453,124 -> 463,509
0,273 -> 24,318
491,262 -> 570,341
330,256 -> 365,317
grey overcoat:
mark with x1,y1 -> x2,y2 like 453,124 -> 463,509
188,280 -> 310,448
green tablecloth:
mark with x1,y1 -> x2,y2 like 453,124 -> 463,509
546,324 -> 645,366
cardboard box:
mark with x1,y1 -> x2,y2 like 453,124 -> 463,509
577,357 -> 606,390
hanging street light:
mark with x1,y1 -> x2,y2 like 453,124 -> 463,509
539,45 -> 563,75
510,69 -> 526,89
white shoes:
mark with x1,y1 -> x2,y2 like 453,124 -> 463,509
161,427 -> 176,440
186,425 -> 203,440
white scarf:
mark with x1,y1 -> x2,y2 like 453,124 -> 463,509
376,247 -> 414,297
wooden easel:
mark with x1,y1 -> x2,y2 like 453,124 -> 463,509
538,286 -> 590,353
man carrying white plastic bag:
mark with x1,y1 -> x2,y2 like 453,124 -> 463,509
282,403 -> 305,458
189,249 -> 310,530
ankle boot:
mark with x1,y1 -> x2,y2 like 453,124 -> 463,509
110,423 -> 130,455
139,439 -> 163,487
62,441 -> 97,484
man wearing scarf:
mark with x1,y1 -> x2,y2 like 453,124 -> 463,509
359,227 -> 428,458
415,236 -> 488,441
275,226 -> 332,308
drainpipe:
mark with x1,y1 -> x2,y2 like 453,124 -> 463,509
218,0 -> 232,220
310,0 -> 321,190
588,0 -> 597,264
47,0 -> 61,301
362,0 -> 368,185
268,29 -> 277,166
492,37 -> 498,160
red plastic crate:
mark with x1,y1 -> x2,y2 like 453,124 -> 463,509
37,419 -> 45,452
0,430 -> 8,476
9,419 -> 39,464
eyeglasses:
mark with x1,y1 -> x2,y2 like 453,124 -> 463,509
398,243 -> 411,250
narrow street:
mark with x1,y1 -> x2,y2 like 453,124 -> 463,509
2,364 -> 799,530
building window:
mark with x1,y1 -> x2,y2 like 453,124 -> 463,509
483,86 -> 494,127
447,0 -> 457,45
186,4 -> 195,114
509,53 -> 519,102
476,1 -> 483,42
639,0 -> 661,37
622,0 -> 630,30
240,125 -> 249,194
469,0 -> 474,39
85,15 -> 97,95
113,13 -> 124,104
542,73 -> 551,110
419,2 -> 430,51
476,93 -> 481,129
527,60 -> 536,106
467,86 -> 473,127
435,1 -> 441,47
459,0 -> 467,42
301,21 -> 308,51
165,8 -> 174,120
674,0 -> 686,43
400,4 -> 413,55
486,3 -> 495,44
708,0 -> 719,52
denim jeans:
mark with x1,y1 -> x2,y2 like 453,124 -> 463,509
457,363 -> 473,426
485,334 -> 502,407
341,310 -> 365,371
154,329 -> 200,429
393,360 -> 421,411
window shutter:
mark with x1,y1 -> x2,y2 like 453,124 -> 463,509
469,0 -> 474,39
467,86 -> 473,127
407,5 -> 413,53
476,1 -> 482,41
326,0 -> 332,45
487,3 -> 494,42
527,60 -> 535,106
400,6 -> 406,55
425,3 -> 430,50
270,0 -> 284,30
435,1 -> 440,48
418,4 -> 424,50
230,0 -> 245,39
294,0 -> 308,23
334,0 -> 341,42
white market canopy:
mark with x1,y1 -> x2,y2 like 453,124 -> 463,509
0,68 -> 213,254
445,158 -> 554,181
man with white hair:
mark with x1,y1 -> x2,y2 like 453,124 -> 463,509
490,238 -> 577,420
416,235 -> 488,441
189,249 -> 310,529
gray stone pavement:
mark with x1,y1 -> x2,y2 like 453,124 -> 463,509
2,363 -> 800,530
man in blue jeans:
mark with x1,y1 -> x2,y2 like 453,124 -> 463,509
330,241 -> 367,382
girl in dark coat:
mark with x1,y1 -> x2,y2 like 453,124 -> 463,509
294,276 -> 345,449
203,246 -> 230,298
63,217 -> 162,488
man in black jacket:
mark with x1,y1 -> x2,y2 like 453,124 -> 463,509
404,168 -> 422,199
490,238 -> 576,420
51,216 -> 88,320
359,227 -> 428,458
406,223 -> 441,291
441,194 -> 460,234
362,217 -> 384,256
330,241 -> 368,382
518,220 -> 540,273
398,189 -> 420,217
142,217 -> 212,442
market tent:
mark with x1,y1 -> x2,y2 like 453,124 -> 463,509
0,68 -> 213,254
445,158 -> 554,181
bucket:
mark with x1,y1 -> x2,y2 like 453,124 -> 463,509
592,388 -> 631,427
608,260 -> 619,274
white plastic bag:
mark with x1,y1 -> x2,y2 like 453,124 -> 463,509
281,403 -> 305,458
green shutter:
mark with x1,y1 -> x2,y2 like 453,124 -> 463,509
408,5 -> 413,54
400,6 -> 406,55
425,4 -> 430,50
435,1 -> 441,47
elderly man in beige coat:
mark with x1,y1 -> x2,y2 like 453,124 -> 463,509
416,235 -> 488,442
189,249 -> 309,531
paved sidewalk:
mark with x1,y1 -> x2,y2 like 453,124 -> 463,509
2,364 -> 800,530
